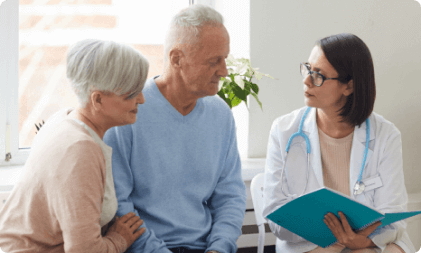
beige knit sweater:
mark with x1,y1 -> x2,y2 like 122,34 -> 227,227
0,109 -> 127,253
314,128 -> 404,253
318,128 -> 353,196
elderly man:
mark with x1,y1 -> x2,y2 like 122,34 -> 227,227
104,4 -> 247,253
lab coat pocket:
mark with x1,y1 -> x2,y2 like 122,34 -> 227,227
283,141 -> 308,195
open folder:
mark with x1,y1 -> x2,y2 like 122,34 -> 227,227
266,187 -> 421,248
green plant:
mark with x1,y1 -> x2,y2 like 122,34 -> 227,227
217,54 -> 275,110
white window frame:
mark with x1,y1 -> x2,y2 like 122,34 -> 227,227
0,0 -> 29,167
0,0 -> 264,181
194,0 -> 251,159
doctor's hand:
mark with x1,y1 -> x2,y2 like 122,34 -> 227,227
324,212 -> 381,250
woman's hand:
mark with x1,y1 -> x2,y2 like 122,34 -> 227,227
323,211 -> 381,250
107,212 -> 146,247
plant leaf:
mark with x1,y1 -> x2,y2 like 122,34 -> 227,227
244,68 -> 254,79
225,97 -> 232,108
226,54 -> 236,66
254,71 -> 263,80
227,68 -> 235,75
236,62 -> 249,75
251,93 -> 263,110
263,73 -> 276,79
244,87 -> 251,97
232,85 -> 246,101
244,81 -> 251,91
231,96 -> 242,107
218,79 -> 225,90
218,90 -> 232,109
229,91 -> 235,100
217,89 -> 226,100
229,73 -> 236,82
234,75 -> 245,89
251,82 -> 259,94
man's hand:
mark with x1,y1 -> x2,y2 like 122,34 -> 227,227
323,211 -> 381,250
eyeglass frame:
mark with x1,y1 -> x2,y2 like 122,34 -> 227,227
300,62 -> 341,87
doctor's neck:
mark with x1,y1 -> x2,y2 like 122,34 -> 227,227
316,108 -> 355,139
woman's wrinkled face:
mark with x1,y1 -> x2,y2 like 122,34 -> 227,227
101,91 -> 145,126
303,46 -> 353,111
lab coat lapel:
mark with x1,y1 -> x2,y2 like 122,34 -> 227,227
349,117 -> 375,199
302,107 -> 324,188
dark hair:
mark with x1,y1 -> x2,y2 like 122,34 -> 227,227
316,33 -> 376,127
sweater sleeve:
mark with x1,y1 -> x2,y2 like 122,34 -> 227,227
104,126 -> 172,253
262,120 -> 308,243
50,140 -> 127,253
205,117 -> 247,253
367,126 -> 415,253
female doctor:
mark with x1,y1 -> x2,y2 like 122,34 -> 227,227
262,33 -> 415,253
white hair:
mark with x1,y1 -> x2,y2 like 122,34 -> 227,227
164,4 -> 224,63
67,39 -> 149,108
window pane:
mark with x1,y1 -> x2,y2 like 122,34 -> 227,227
18,0 -> 189,148
216,0 -> 250,159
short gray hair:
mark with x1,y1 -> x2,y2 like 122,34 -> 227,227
67,39 -> 149,108
164,4 -> 224,63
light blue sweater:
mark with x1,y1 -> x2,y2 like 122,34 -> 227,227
104,77 -> 247,253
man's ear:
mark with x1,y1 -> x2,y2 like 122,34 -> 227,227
169,48 -> 183,69
344,79 -> 354,97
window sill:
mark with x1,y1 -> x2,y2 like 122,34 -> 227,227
241,158 -> 266,181
0,158 -> 266,189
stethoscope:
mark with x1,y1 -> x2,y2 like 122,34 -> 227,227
280,107 -> 370,197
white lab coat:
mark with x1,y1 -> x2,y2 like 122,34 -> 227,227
263,107 -> 415,253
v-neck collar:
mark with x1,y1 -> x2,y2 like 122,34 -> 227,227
150,76 -> 203,123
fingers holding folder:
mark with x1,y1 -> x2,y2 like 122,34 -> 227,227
324,211 -> 380,250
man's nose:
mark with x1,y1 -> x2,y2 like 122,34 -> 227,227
217,60 -> 228,78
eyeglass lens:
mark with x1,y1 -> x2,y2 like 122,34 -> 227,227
300,64 -> 323,86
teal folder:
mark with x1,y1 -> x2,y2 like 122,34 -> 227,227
266,187 -> 421,248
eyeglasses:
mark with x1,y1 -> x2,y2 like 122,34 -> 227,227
300,62 -> 340,87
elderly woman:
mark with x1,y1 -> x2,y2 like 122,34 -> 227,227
263,33 -> 415,253
0,39 -> 149,253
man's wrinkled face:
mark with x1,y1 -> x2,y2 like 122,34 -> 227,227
179,24 -> 230,98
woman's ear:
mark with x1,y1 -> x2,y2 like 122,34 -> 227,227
344,79 -> 354,96
90,91 -> 104,112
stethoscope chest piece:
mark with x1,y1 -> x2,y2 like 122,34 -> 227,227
353,181 -> 365,195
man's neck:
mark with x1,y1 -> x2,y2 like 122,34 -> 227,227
155,75 -> 199,116
316,107 -> 354,139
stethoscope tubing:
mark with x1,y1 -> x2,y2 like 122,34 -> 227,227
280,107 -> 370,198
359,118 -> 370,183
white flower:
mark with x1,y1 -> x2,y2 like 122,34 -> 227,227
218,79 -> 224,90
236,62 -> 249,75
234,75 -> 245,89
226,54 -> 236,66
254,70 -> 263,80
227,67 -> 235,75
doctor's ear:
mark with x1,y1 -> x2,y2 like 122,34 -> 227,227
343,79 -> 354,97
